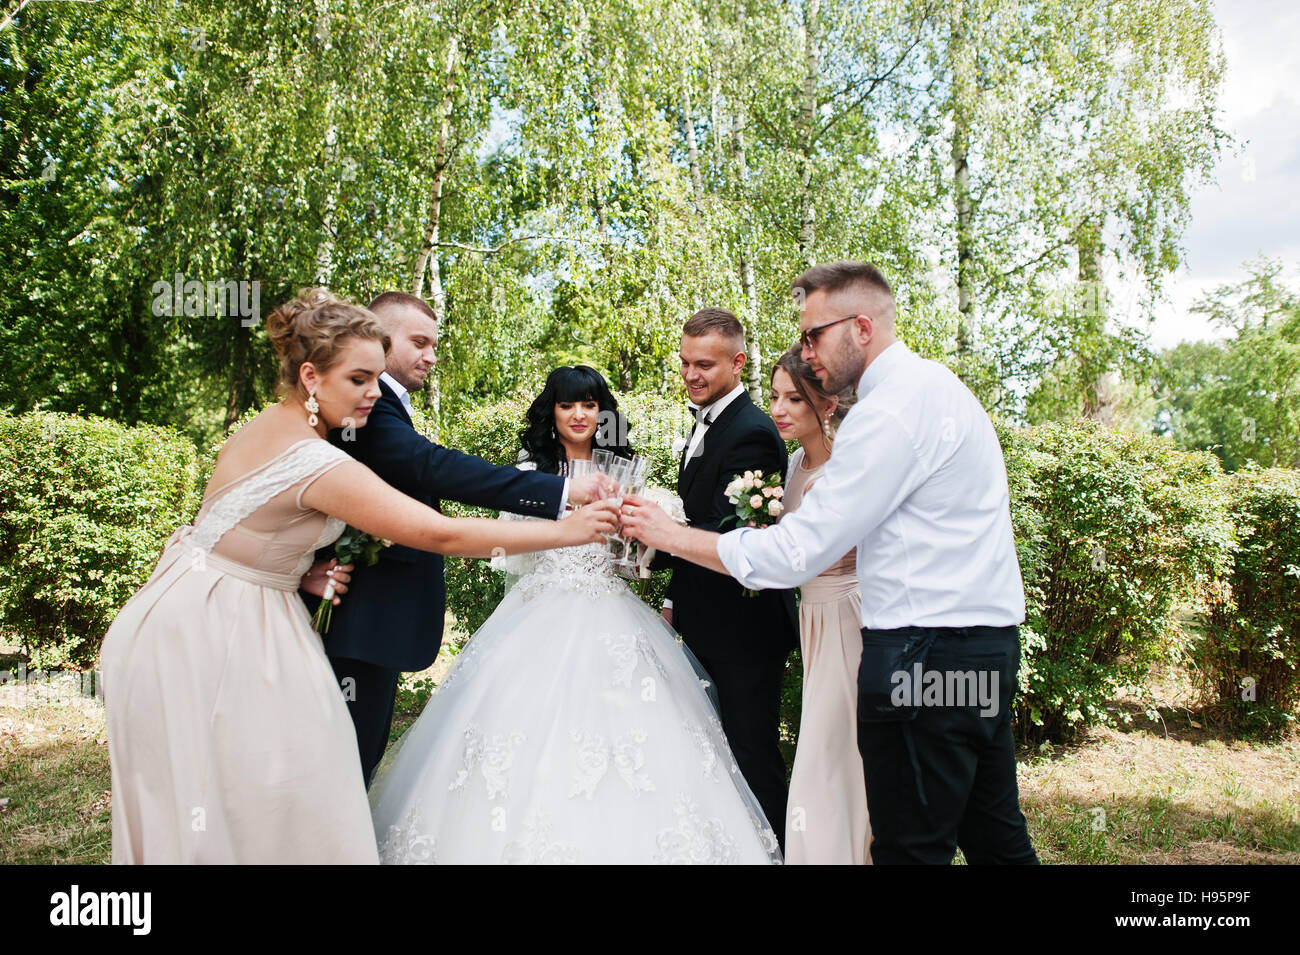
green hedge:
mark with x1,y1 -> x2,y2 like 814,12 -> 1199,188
0,412 -> 200,668
1004,423 -> 1234,744
1195,466 -> 1300,737
8,401 -> 1296,746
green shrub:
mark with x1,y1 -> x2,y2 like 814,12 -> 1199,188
1004,422 -> 1234,744
1195,465 -> 1300,737
0,412 -> 200,668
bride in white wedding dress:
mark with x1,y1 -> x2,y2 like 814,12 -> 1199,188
368,367 -> 782,864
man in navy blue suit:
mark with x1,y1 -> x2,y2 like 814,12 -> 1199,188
300,291 -> 612,786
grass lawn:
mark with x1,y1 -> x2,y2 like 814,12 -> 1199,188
3,642 -> 1296,865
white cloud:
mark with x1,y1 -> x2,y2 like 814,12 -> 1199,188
1149,0 -> 1300,347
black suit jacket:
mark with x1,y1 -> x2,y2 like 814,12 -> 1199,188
666,390 -> 799,662
303,379 -> 564,671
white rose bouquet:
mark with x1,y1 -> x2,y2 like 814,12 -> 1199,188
629,485 -> 688,580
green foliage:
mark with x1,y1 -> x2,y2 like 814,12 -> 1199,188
922,0 -> 1229,415
1156,260 -> 1300,471
1195,466 -> 1300,737
393,674 -> 439,721
0,412 -> 200,668
1,0 -> 1229,439
1001,422 -> 1234,744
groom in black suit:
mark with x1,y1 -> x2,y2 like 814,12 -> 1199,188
660,307 -> 799,845
300,291 -> 610,786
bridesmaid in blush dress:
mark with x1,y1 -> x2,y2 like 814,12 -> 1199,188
99,289 -> 619,863
768,344 -> 871,865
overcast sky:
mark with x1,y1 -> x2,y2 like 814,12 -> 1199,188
1148,0 -> 1300,346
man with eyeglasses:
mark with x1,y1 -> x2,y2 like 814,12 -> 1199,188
622,260 -> 1038,865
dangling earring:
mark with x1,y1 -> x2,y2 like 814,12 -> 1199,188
306,390 -> 320,427
821,416 -> 834,454
823,416 -> 833,437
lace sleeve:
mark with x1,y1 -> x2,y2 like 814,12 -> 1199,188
489,461 -> 543,582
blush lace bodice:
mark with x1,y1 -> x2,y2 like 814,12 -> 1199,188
190,438 -> 350,581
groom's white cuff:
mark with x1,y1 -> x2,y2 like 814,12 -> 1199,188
558,479 -> 571,518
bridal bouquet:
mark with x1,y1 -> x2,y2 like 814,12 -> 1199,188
721,470 -> 784,529
630,485 -> 687,580
310,527 -> 391,633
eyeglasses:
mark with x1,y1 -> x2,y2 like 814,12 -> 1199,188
799,314 -> 862,350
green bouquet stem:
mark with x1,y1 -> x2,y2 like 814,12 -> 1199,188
310,527 -> 391,633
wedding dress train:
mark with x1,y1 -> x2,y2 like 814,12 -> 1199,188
369,512 -> 782,865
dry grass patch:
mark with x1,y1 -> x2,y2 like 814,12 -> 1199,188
0,674 -> 112,865
1019,722 -> 1300,864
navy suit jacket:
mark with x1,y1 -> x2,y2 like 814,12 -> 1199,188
665,390 -> 799,662
304,380 -> 564,671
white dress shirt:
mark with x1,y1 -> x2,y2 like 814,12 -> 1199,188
684,382 -> 746,464
663,383 -> 749,613
380,371 -> 414,421
716,341 -> 1025,629
381,372 -> 569,517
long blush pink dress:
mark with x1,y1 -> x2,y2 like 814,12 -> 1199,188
782,446 -> 871,865
99,438 -> 379,864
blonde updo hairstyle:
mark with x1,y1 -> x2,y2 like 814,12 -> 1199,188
266,288 -> 390,399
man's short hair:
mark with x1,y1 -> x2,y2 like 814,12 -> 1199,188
683,307 -> 745,352
791,261 -> 894,311
367,290 -> 438,324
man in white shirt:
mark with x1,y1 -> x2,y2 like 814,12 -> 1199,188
623,262 -> 1038,864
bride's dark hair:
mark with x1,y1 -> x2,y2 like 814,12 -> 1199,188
520,365 -> 634,475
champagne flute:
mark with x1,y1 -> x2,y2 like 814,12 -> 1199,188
617,466 -> 648,565
564,458 -> 594,512
604,456 -> 632,554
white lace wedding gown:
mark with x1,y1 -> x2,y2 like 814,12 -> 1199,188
369,477 -> 783,865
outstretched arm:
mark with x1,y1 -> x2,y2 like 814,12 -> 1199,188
301,460 -> 618,557
351,403 -> 613,514
622,498 -> 729,574
633,404 -> 923,589
351,401 -> 567,516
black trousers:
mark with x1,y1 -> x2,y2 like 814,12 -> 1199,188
328,655 -> 402,789
857,625 -> 1038,865
692,651 -> 789,848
